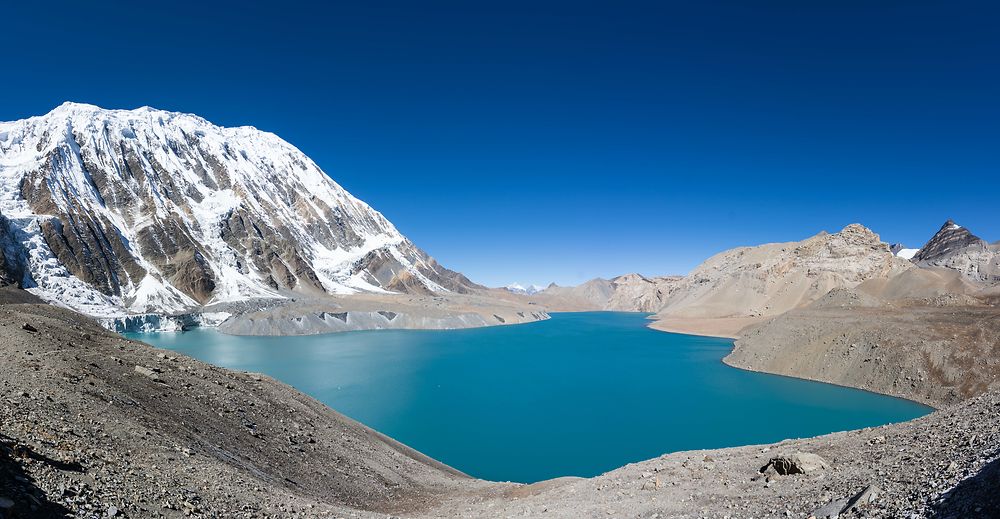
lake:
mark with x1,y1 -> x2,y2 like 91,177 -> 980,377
127,312 -> 931,483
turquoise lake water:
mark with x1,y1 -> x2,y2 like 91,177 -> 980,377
128,312 -> 931,483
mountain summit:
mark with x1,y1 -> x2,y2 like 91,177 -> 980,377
913,220 -> 985,263
912,219 -> 999,284
0,103 -> 477,316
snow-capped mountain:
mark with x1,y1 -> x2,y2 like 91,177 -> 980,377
0,102 -> 479,316
503,283 -> 545,295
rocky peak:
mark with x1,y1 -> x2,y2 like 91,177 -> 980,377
911,220 -> 998,285
834,224 -> 884,248
913,220 -> 986,264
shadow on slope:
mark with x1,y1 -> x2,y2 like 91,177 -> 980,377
931,455 -> 1000,518
0,434 -> 75,517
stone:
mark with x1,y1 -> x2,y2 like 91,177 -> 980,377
844,484 -> 880,511
134,366 -> 160,381
761,452 -> 829,475
809,484 -> 880,519
21,322 -> 37,332
811,496 -> 850,518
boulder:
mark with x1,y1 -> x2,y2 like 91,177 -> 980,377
809,485 -> 880,518
811,496 -> 850,518
761,452 -> 829,475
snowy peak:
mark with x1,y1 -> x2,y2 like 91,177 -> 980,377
503,283 -> 545,295
0,103 -> 479,316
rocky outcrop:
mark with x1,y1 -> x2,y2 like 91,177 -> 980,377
760,452 -> 828,475
604,273 -> 682,312
0,103 -> 481,317
0,214 -> 30,287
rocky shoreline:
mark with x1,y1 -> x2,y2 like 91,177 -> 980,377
97,291 -> 550,337
215,292 -> 549,336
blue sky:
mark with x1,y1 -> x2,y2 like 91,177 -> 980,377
2,1 -> 997,287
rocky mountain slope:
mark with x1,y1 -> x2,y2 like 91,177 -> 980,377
728,290 -> 1000,408
912,219 -> 1000,286
0,103 -> 479,318
720,220 -> 1000,410
653,224 -> 912,322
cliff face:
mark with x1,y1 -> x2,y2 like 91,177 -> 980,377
604,274 -> 682,312
0,103 -> 479,316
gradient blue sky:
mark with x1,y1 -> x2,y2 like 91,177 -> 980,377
3,1 -> 997,287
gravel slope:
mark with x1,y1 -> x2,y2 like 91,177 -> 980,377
728,298 -> 1000,408
0,300 -> 480,518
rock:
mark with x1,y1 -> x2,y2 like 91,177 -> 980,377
0,497 -> 14,509
810,484 -> 880,518
761,452 -> 829,475
107,505 -> 119,517
21,322 -> 36,332
811,496 -> 850,518
134,366 -> 160,381
754,464 -> 780,483
845,484 -> 879,510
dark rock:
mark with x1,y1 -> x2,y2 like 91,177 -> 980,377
761,452 -> 829,475
913,220 -> 986,264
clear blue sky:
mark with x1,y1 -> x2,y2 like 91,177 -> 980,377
3,1 -> 997,287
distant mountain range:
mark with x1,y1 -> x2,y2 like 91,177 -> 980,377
531,220 -> 999,329
0,103 -> 479,316
502,283 -> 546,295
